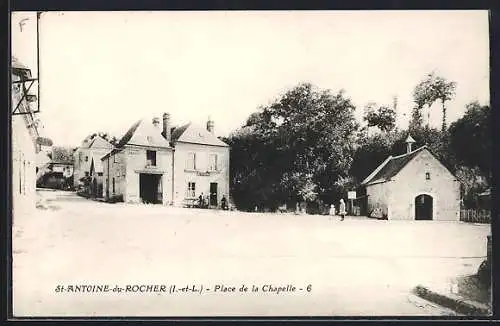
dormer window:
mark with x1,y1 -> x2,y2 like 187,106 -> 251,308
425,172 -> 430,180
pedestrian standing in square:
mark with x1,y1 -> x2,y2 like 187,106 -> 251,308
329,204 -> 336,217
339,198 -> 346,221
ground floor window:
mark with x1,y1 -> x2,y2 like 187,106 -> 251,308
112,177 -> 115,193
187,182 -> 196,198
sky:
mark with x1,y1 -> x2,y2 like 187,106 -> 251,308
11,10 -> 490,147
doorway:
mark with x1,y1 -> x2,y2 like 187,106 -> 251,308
210,182 -> 218,206
92,178 -> 98,198
140,173 -> 162,204
415,194 -> 433,220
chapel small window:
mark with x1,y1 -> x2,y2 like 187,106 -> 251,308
425,172 -> 430,180
146,150 -> 157,166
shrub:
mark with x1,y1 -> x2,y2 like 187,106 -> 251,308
108,194 -> 124,203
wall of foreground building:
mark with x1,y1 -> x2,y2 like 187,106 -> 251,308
172,142 -> 230,207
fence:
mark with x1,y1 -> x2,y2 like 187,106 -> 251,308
460,209 -> 491,224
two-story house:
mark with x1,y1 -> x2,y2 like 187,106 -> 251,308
101,113 -> 230,207
170,117 -> 230,207
73,135 -> 114,196
101,117 -> 174,204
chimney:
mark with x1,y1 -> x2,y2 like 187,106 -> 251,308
152,117 -> 160,128
207,116 -> 214,134
405,134 -> 416,154
163,113 -> 171,141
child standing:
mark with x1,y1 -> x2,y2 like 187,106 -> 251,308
329,204 -> 336,216
339,198 -> 346,221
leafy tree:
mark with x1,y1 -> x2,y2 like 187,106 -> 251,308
412,72 -> 457,131
431,76 -> 457,131
449,101 -> 491,181
412,73 -> 437,127
226,82 -> 359,211
349,130 -> 404,184
86,131 -> 118,146
363,103 -> 396,132
455,165 -> 489,209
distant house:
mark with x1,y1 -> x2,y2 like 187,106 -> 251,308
39,147 -> 74,189
360,135 -> 460,221
73,135 -> 114,196
101,113 -> 230,207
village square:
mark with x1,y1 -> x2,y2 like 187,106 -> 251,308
10,11 -> 491,317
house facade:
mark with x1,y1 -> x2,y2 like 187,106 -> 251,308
101,117 -> 174,204
101,113 -> 230,207
171,118 -> 230,207
361,135 -> 460,221
11,58 -> 42,215
73,135 -> 114,196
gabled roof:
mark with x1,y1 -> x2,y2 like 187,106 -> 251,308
171,123 -> 191,143
88,135 -> 114,150
361,146 -> 428,185
116,119 -> 171,149
89,156 -> 104,174
172,123 -> 229,147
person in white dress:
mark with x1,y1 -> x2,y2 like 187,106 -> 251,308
339,198 -> 346,221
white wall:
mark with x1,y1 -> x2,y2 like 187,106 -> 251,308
390,150 -> 460,221
74,147 -> 110,187
172,142 -> 230,207
12,75 -> 38,217
124,145 -> 173,204
366,181 -> 390,217
102,149 -> 127,200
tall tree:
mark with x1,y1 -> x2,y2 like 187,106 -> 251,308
412,72 -> 438,128
431,76 -> 456,131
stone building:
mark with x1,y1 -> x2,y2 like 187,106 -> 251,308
361,135 -> 460,221
101,117 -> 173,204
73,135 -> 114,196
101,113 -> 230,207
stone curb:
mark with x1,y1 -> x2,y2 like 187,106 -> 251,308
407,294 -> 461,316
412,285 -> 491,316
